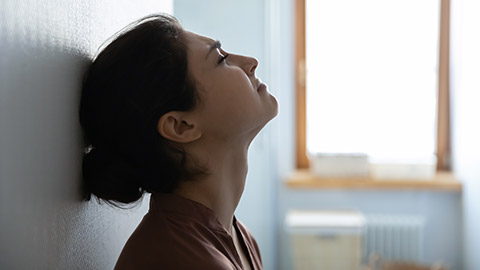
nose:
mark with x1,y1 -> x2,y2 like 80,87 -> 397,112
234,54 -> 258,76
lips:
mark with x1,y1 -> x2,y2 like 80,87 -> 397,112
255,79 -> 266,92
257,82 -> 267,92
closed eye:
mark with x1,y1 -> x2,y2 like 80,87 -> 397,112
217,54 -> 229,64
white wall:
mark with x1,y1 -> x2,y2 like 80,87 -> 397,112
173,1 -> 278,269
451,0 -> 480,269
0,1 -> 172,268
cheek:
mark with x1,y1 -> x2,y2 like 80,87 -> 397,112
202,92 -> 257,134
208,94 -> 252,121
208,72 -> 254,108
198,70 -> 263,132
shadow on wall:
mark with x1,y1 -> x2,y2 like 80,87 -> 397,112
0,12 -> 151,270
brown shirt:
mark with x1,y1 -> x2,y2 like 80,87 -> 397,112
114,193 -> 263,270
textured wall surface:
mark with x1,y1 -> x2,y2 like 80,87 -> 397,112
0,1 -> 172,269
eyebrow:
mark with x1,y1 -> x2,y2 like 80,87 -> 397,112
206,40 -> 221,59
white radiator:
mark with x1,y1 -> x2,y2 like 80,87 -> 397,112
363,215 -> 425,263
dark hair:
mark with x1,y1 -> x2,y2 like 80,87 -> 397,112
79,14 -> 206,207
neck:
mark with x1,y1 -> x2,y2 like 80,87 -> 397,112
173,139 -> 250,234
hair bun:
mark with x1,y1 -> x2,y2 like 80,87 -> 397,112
82,146 -> 144,206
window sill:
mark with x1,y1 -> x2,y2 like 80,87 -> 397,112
285,169 -> 462,192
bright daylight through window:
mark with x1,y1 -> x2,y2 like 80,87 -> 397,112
305,0 -> 440,176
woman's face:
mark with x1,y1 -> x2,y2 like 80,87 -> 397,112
182,31 -> 278,141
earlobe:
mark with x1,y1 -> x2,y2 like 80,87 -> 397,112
157,112 -> 202,143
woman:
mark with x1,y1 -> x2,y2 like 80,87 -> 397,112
79,14 -> 278,270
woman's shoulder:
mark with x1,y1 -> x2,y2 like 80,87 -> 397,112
114,211 -> 236,270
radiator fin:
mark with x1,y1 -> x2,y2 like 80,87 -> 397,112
363,215 -> 425,263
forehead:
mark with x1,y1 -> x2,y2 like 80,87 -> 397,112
182,31 -> 216,56
182,31 -> 218,83
181,31 -> 216,98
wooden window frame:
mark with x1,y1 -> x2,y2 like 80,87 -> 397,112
295,0 -> 451,172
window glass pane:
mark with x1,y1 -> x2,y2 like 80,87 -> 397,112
306,0 -> 440,162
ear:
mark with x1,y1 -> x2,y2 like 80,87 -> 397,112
157,111 -> 202,143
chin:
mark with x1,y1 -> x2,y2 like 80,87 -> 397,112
257,105 -> 279,132
267,94 -> 279,120
245,97 -> 279,140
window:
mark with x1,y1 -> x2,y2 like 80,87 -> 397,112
295,0 -> 451,172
